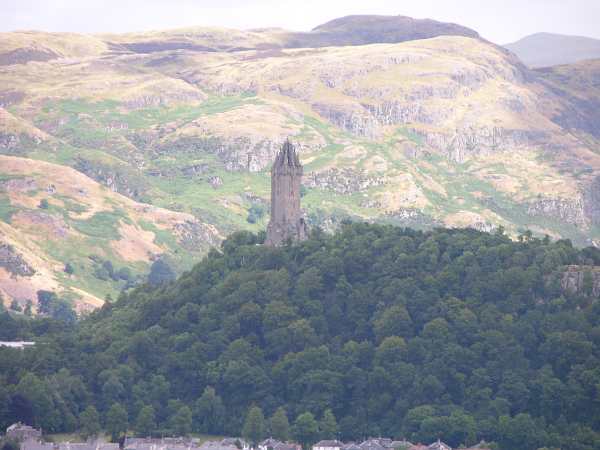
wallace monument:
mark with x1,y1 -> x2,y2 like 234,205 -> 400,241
265,140 -> 309,246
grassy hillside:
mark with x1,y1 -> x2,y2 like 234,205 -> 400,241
0,155 -> 220,312
1,23 -> 600,311
1,224 -> 599,449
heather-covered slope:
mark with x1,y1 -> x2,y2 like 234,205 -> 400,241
0,155 -> 221,312
1,18 -> 600,310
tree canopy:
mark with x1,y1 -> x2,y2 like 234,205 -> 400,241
1,224 -> 600,450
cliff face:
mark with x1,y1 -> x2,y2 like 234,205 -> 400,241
584,176 -> 600,227
562,265 -> 600,297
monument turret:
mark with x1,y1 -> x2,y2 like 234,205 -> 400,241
265,139 -> 308,246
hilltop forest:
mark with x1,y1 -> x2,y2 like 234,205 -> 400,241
1,224 -> 600,450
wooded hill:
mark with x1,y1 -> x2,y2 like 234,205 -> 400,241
1,224 -> 599,450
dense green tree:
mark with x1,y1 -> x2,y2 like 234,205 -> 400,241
105,403 -> 128,442
498,413 -> 544,450
50,299 -> 77,323
148,259 -> 175,286
270,407 -> 290,442
79,405 -> 101,440
242,406 -> 265,448
117,267 -> 132,281
15,373 -> 56,430
36,290 -> 56,314
319,409 -> 338,440
23,301 -> 32,317
135,405 -> 156,437
102,376 -> 125,410
293,412 -> 319,450
194,386 -> 225,434
169,405 -> 193,437
9,300 -> 21,313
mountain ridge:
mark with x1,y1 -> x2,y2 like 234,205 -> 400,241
1,14 -> 482,61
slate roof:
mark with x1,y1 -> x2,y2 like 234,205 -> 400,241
272,444 -> 299,450
58,444 -> 96,450
427,441 -> 451,450
358,440 -> 386,450
198,442 -> 238,450
462,443 -> 491,450
20,441 -> 55,450
343,444 -> 361,450
7,423 -> 41,437
220,439 -> 247,448
97,445 -> 119,450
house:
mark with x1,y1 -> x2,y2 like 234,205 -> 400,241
198,441 -> 239,450
427,441 -> 451,450
124,437 -> 204,450
462,443 -> 491,450
20,441 -> 55,450
259,439 -> 283,450
96,445 -> 119,450
358,440 -> 386,450
313,441 -> 344,450
220,439 -> 250,450
6,423 -> 42,442
58,444 -> 95,450
389,441 -> 413,450
272,443 -> 300,450
162,445 -> 191,450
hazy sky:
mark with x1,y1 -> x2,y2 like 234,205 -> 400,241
2,0 -> 600,44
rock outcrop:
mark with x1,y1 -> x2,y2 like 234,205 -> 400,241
74,158 -> 149,201
173,220 -> 222,251
304,168 -> 386,194
527,196 -> 588,228
0,244 -> 35,277
413,127 -> 547,163
584,175 -> 600,227
561,265 -> 600,297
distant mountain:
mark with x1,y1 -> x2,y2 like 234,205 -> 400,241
305,14 -> 480,46
504,32 -> 600,67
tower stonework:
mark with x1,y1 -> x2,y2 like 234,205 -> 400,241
265,140 -> 308,246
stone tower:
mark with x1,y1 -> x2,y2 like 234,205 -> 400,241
265,139 -> 308,246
